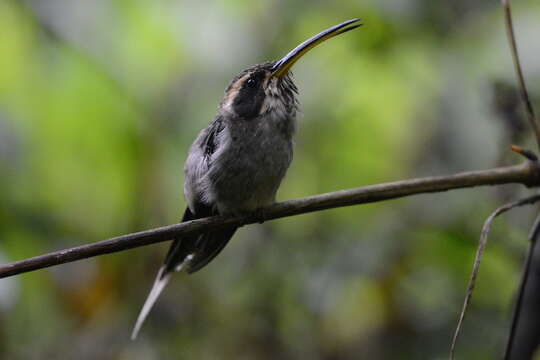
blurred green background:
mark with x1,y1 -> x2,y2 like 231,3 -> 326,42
1,0 -> 540,359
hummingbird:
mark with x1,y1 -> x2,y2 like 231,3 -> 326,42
132,18 -> 362,339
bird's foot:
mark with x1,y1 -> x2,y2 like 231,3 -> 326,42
253,207 -> 267,224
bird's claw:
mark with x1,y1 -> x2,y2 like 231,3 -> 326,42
254,208 -> 267,224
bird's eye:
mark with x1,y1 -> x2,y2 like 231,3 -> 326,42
246,78 -> 257,87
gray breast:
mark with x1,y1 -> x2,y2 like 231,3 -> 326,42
206,114 -> 295,215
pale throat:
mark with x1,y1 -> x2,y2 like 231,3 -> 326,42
260,77 -> 287,116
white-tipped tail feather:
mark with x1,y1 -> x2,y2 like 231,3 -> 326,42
131,267 -> 171,340
131,256 -> 193,340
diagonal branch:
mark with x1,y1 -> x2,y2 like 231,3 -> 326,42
0,161 -> 539,279
450,194 -> 540,359
504,210 -> 540,359
499,3 -> 540,358
502,0 -> 540,152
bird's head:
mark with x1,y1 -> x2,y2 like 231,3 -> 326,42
219,18 -> 362,121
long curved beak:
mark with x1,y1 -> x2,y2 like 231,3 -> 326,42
271,18 -> 362,78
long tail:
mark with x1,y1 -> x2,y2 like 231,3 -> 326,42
130,258 -> 191,340
131,206 -> 236,339
131,267 -> 171,340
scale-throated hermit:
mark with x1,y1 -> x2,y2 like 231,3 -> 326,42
132,18 -> 362,339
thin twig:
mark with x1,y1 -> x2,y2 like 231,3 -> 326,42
503,210 -> 540,359
502,0 -> 540,152
450,194 -> 540,360
499,2 -> 540,357
511,145 -> 538,162
0,162 -> 539,279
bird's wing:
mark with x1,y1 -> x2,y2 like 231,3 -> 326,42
162,206 -> 210,273
201,116 -> 225,161
132,117 -> 236,340
182,115 -> 237,273
164,205 -> 237,275
184,116 -> 225,210
187,226 -> 237,274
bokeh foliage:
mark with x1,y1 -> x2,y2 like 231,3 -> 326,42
1,0 -> 539,359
